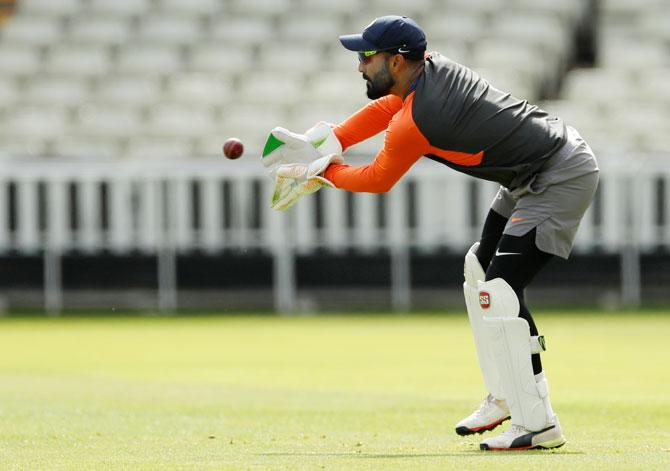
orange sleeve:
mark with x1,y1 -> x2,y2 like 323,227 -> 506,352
333,95 -> 404,151
325,93 -> 431,193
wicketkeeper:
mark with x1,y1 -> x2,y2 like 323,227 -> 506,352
261,15 -> 599,451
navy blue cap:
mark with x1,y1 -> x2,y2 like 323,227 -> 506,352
339,16 -> 427,59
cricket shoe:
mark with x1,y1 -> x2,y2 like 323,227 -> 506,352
480,416 -> 566,451
455,394 -> 510,436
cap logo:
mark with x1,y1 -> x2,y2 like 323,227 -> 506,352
479,291 -> 490,309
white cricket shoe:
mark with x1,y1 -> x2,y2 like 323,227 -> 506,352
480,416 -> 566,451
455,394 -> 510,436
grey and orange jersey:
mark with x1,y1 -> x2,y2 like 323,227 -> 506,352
326,52 -> 595,193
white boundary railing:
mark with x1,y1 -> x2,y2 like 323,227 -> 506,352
0,154 -> 668,313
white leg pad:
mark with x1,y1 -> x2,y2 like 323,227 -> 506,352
463,243 -> 507,399
479,278 -> 552,431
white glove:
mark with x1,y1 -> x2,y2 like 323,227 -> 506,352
261,126 -> 321,176
304,121 -> 342,156
271,153 -> 344,212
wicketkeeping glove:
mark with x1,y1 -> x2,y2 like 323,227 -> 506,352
270,153 -> 344,212
261,122 -> 344,212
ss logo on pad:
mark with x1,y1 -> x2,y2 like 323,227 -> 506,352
479,292 -> 490,309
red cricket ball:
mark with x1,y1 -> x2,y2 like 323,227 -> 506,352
223,138 -> 244,160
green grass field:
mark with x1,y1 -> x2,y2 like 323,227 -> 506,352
0,310 -> 669,470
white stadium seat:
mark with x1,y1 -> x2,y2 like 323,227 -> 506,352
298,0 -> 367,16
165,74 -> 233,106
229,0 -> 293,17
0,136 -> 50,157
19,0 -> 83,16
471,39 -> 546,92
209,16 -> 274,44
136,14 -> 203,45
221,104 -> 288,152
428,41 -> 471,65
475,67 -> 537,101
0,77 -> 19,107
146,104 -> 218,138
156,0 -> 224,16
4,106 -> 70,139
278,14 -> 343,43
85,0 -> 153,18
44,44 -> 111,77
23,76 -> 92,106
237,75 -> 305,106
67,16 -> 133,46
125,137 -> 193,159
259,43 -> 322,73
599,38 -> 669,69
95,75 -> 163,107
1,15 -> 64,47
563,69 -> 634,102
423,13 -> 486,44
512,0 -> 586,27
75,106 -> 145,139
0,44 -> 42,76
489,13 -> 570,63
52,136 -> 122,159
116,44 -> 183,75
188,44 -> 255,74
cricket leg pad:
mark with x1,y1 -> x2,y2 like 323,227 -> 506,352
463,243 -> 507,400
479,278 -> 553,432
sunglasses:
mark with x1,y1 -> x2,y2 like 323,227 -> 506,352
357,46 -> 409,64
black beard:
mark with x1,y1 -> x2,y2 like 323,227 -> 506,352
364,63 -> 395,100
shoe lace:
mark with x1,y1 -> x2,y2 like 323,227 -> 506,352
499,424 -> 527,438
473,394 -> 497,418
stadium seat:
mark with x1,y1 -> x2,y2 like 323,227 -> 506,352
23,75 -> 91,107
85,0 -> 153,19
115,43 -> 183,75
44,43 -> 111,77
278,14 -> 343,43
428,41 -> 471,65
4,106 -> 70,139
297,0 -> 366,16
136,14 -> 203,46
1,15 -> 64,47
222,104 -> 288,151
258,43 -> 322,73
155,0 -> 224,16
512,0 -> 586,27
423,13 -> 486,45
19,0 -> 82,16
599,38 -> 669,69
471,39 -> 546,93
187,43 -> 254,74
125,137 -> 193,159
0,77 -> 19,107
238,75 -> 305,106
75,106 -> 145,139
95,75 -> 163,107
562,69 -> 635,103
229,0 -> 293,17
66,16 -> 133,46
307,72 -> 370,107
0,136 -> 50,157
475,67 -> 537,101
52,136 -> 122,159
146,103 -> 218,138
208,16 -> 274,45
443,0 -> 507,17
0,43 -> 42,76
488,12 -> 570,63
165,74 -> 233,106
